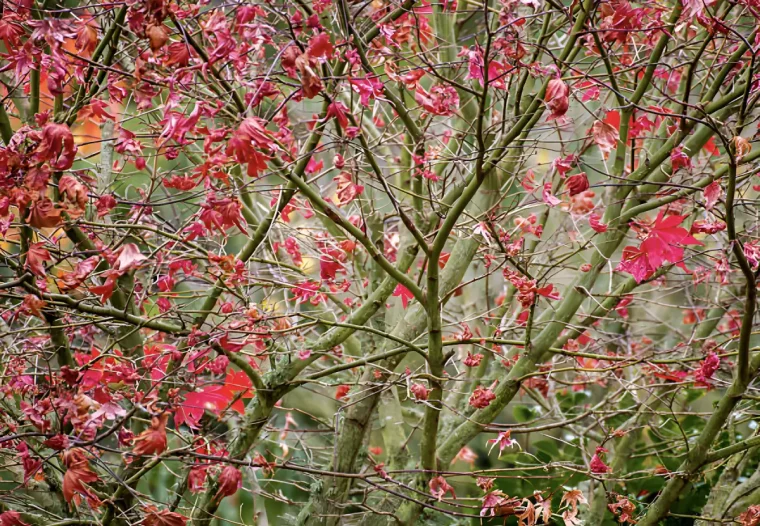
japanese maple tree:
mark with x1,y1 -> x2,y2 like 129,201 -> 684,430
2,0 -> 760,524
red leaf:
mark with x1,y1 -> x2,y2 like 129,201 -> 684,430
393,284 -> 414,309
131,413 -> 168,456
536,284 -> 560,301
589,446 -> 610,474
486,430 -> 517,455
25,243 -> 51,277
35,123 -> 77,170
670,146 -> 691,171
521,169 -> 536,191
640,211 -> 702,268
326,101 -> 349,129
565,173 -> 589,196
188,467 -> 207,493
58,255 -> 99,291
545,78 -> 569,122
616,245 -> 651,283
43,434 -> 69,450
142,507 -> 188,526
349,76 -> 384,107
735,136 -> 752,160
414,85 -> 459,117
589,213 -> 607,233
738,506 -> 760,526
95,195 -> 117,217
691,220 -> 725,235
694,351 -> 720,388
410,383 -> 429,400
58,175 -> 88,218
215,466 -> 242,501
604,110 -> 620,130
62,448 -> 100,506
703,136 -> 720,156
0,511 -> 29,526
78,99 -> 114,123
618,212 -> 703,282
146,23 -> 169,52
226,118 -> 274,177
335,384 -> 351,400
608,496 -> 637,524
221,369 -> 254,401
333,172 -> 364,206
19,294 -> 47,320
469,385 -> 496,408
27,198 -> 62,228
176,387 -> 229,429
308,32 -> 334,58
89,271 -> 119,303
295,53 -> 323,99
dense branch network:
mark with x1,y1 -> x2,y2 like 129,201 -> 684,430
0,0 -> 760,525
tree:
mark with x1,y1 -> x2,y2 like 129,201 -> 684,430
0,0 -> 759,524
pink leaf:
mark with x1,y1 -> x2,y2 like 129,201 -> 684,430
703,180 -> 722,211
521,169 -> 536,191
429,476 -> 456,501
542,183 -> 560,207
589,446 -> 610,474
591,120 -> 619,157
114,243 -> 147,272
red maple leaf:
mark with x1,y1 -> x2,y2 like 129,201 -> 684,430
536,284 -> 561,301
25,243 -> 51,277
703,180 -> 723,211
616,245 -> 651,283
326,101 -> 349,129
27,198 -> 62,228
89,270 -> 121,303
34,123 -> 77,170
176,370 -> 253,429
618,211 -> 702,282
58,255 -> 99,291
703,136 -> 720,156
640,211 -> 702,268
393,284 -> 414,309
176,387 -> 230,429
220,369 -> 254,413
308,32 -> 334,58
334,172 -> 364,206
131,413 -> 169,456
142,507 -> 188,526
111,243 -> 146,272
62,448 -> 100,506
591,120 -> 619,157
544,78 -> 569,122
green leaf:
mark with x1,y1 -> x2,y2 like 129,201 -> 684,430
513,405 -> 537,423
